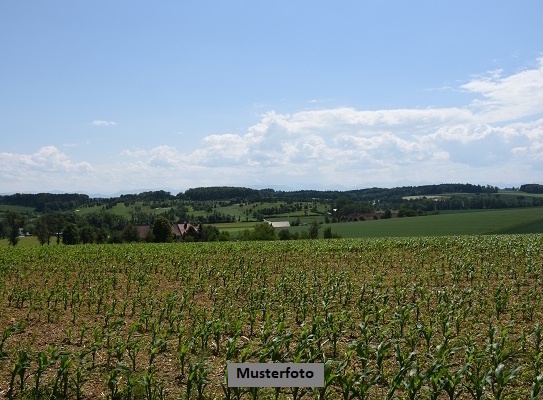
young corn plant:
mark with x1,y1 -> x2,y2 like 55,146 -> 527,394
7,348 -> 31,398
0,324 -> 20,359
487,362 -> 521,400
52,352 -> 73,399
70,353 -> 88,400
531,372 -> 543,400
33,346 -> 57,397
463,344 -> 490,400
186,359 -> 209,400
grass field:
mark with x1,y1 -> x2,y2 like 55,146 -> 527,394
1,236 -> 543,398
76,202 -> 175,219
220,207 -> 543,239
0,205 -> 36,214
322,207 -> 543,238
498,190 -> 543,198
0,236 -> 41,248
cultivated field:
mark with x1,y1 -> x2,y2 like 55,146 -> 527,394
1,236 -> 543,399
319,207 -> 543,238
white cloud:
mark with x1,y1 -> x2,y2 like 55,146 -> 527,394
462,57 -> 543,122
120,148 -> 147,157
7,58 -> 543,193
91,120 -> 117,127
0,147 -> 94,191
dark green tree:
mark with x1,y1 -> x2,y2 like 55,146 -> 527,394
79,225 -> 95,244
5,212 -> 25,246
152,215 -> 173,243
95,228 -> 109,244
278,229 -> 292,240
323,227 -> 341,239
62,223 -> 79,245
121,224 -> 140,243
45,212 -> 65,245
0,219 -> 5,239
308,220 -> 320,239
33,216 -> 51,245
251,222 -> 276,240
198,225 -> 219,242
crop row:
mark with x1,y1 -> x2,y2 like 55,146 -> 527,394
0,235 -> 542,398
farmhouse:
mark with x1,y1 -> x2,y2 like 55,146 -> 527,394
264,220 -> 291,228
136,222 -> 198,241
172,222 -> 198,240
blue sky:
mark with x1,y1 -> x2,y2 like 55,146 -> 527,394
1,1 -> 543,195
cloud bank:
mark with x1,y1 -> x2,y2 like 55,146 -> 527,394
3,58 -> 543,193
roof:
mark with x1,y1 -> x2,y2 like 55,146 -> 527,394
267,221 -> 290,228
136,225 -> 151,238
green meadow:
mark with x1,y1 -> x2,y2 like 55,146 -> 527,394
279,207 -> 543,238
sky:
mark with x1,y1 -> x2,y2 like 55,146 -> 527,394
1,1 -> 543,196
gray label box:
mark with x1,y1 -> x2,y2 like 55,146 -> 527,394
227,363 -> 324,387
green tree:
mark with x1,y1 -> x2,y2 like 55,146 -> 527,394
62,223 -> 79,245
45,212 -> 65,245
251,222 -> 276,240
33,216 -> 51,245
5,212 -> 24,246
79,225 -> 95,244
323,226 -> 341,239
237,229 -> 252,241
121,224 -> 140,243
218,230 -> 230,241
0,219 -> 6,239
95,228 -> 109,244
308,220 -> 320,239
278,229 -> 292,240
198,225 -> 220,242
152,215 -> 172,243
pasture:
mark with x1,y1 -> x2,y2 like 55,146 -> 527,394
322,207 -> 543,238
1,236 -> 543,398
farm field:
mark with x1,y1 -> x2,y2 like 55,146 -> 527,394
1,236 -> 543,399
0,236 -> 40,248
206,207 -> 543,239
323,207 -> 543,238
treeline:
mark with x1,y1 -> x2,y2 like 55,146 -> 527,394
520,184 -> 543,194
0,193 -> 89,212
2,183 -> 539,214
184,186 -> 260,201
398,194 -> 543,213
181,183 -> 498,202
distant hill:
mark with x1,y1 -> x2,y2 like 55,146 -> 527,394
0,183 -> 521,212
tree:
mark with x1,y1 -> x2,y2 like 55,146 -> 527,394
308,220 -> 320,239
121,224 -> 140,243
251,222 -> 276,241
45,212 -> 65,245
62,223 -> 79,245
5,212 -> 24,246
218,231 -> 230,241
79,225 -> 96,244
95,228 -> 109,244
198,225 -> 220,242
323,226 -> 341,239
33,216 -> 50,245
278,229 -> 292,240
152,215 -> 172,243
